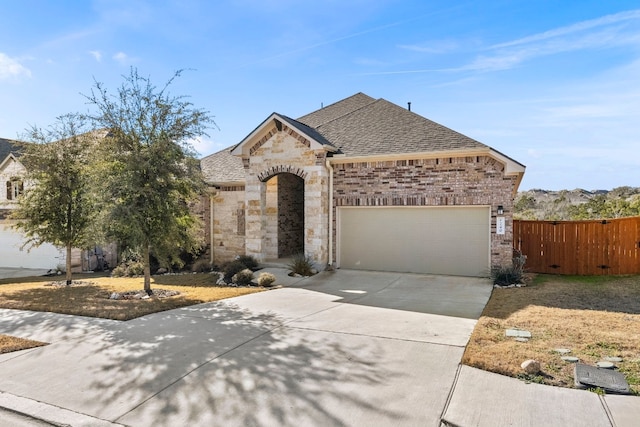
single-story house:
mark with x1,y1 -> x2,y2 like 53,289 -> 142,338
200,93 -> 525,277
0,137 -> 116,271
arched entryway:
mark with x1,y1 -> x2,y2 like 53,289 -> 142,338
264,172 -> 305,258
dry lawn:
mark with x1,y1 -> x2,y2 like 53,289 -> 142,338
0,334 -> 47,354
0,273 -> 264,322
0,273 -> 266,354
463,274 -> 640,395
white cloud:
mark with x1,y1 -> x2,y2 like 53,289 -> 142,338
462,9 -> 640,72
398,40 -> 459,54
89,50 -> 103,62
0,53 -> 31,80
490,9 -> 640,50
527,149 -> 542,159
188,136 -> 226,157
113,51 -> 129,64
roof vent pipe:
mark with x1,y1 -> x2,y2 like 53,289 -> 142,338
407,102 -> 411,111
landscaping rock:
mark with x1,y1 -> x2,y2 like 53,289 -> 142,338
506,329 -> 532,338
521,359 -> 541,374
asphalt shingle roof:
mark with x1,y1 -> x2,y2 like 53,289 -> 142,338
0,138 -> 22,163
200,145 -> 245,184
297,92 -> 376,129
277,115 -> 335,149
200,92 -> 494,184
298,96 -> 488,157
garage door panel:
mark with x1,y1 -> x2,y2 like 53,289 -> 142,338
338,207 -> 489,277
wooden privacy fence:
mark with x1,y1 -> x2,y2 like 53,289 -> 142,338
513,216 -> 640,275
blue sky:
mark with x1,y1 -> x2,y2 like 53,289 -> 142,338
1,1 -> 639,191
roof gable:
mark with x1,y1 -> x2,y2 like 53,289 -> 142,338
0,138 -> 22,162
230,113 -> 337,158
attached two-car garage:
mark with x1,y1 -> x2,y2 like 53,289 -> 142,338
337,206 -> 491,277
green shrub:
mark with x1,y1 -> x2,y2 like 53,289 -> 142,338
257,272 -> 277,287
237,255 -> 259,270
288,254 -> 315,276
111,260 -> 145,277
232,269 -> 254,286
111,264 -> 127,277
222,260 -> 249,283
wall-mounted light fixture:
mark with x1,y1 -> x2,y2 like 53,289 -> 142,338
497,205 -> 504,215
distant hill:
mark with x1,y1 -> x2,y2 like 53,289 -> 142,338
514,187 -> 640,220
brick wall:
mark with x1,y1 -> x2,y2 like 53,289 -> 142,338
332,155 -> 517,267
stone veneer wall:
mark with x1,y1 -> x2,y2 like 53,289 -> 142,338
209,186 -> 246,265
0,155 -> 26,210
243,127 -> 329,265
331,155 -> 517,268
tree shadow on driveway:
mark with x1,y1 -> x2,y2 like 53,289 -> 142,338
0,299 -> 427,426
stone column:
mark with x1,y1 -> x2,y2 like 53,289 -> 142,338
304,165 -> 329,267
244,174 -> 266,261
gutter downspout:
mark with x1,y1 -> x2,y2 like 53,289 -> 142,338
325,159 -> 334,268
209,188 -> 216,265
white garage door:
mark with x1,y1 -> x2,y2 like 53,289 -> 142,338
0,221 -> 62,269
338,206 -> 490,277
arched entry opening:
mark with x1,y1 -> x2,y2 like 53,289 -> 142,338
264,172 -> 305,259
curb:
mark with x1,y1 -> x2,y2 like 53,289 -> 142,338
0,392 -> 126,427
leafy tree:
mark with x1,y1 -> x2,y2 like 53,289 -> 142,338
86,68 -> 213,293
12,114 -> 98,285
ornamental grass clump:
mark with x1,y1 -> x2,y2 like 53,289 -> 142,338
491,250 -> 526,286
288,254 -> 315,277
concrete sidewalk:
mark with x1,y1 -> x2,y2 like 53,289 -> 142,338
0,268 -> 637,426
441,365 -> 640,427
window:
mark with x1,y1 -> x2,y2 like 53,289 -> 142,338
6,178 -> 23,200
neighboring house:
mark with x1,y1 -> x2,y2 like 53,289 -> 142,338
0,137 -> 62,269
200,93 -> 525,277
0,137 -> 115,271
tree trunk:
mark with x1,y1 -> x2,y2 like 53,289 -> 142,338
66,244 -> 72,286
143,244 -> 152,295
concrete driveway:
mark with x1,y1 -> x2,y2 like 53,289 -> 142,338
0,269 -> 492,426
0,267 -> 50,280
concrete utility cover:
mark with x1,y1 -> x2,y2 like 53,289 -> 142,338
506,329 -> 531,338
562,356 -> 579,363
596,361 -> 615,369
554,348 -> 571,354
574,364 -> 631,394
